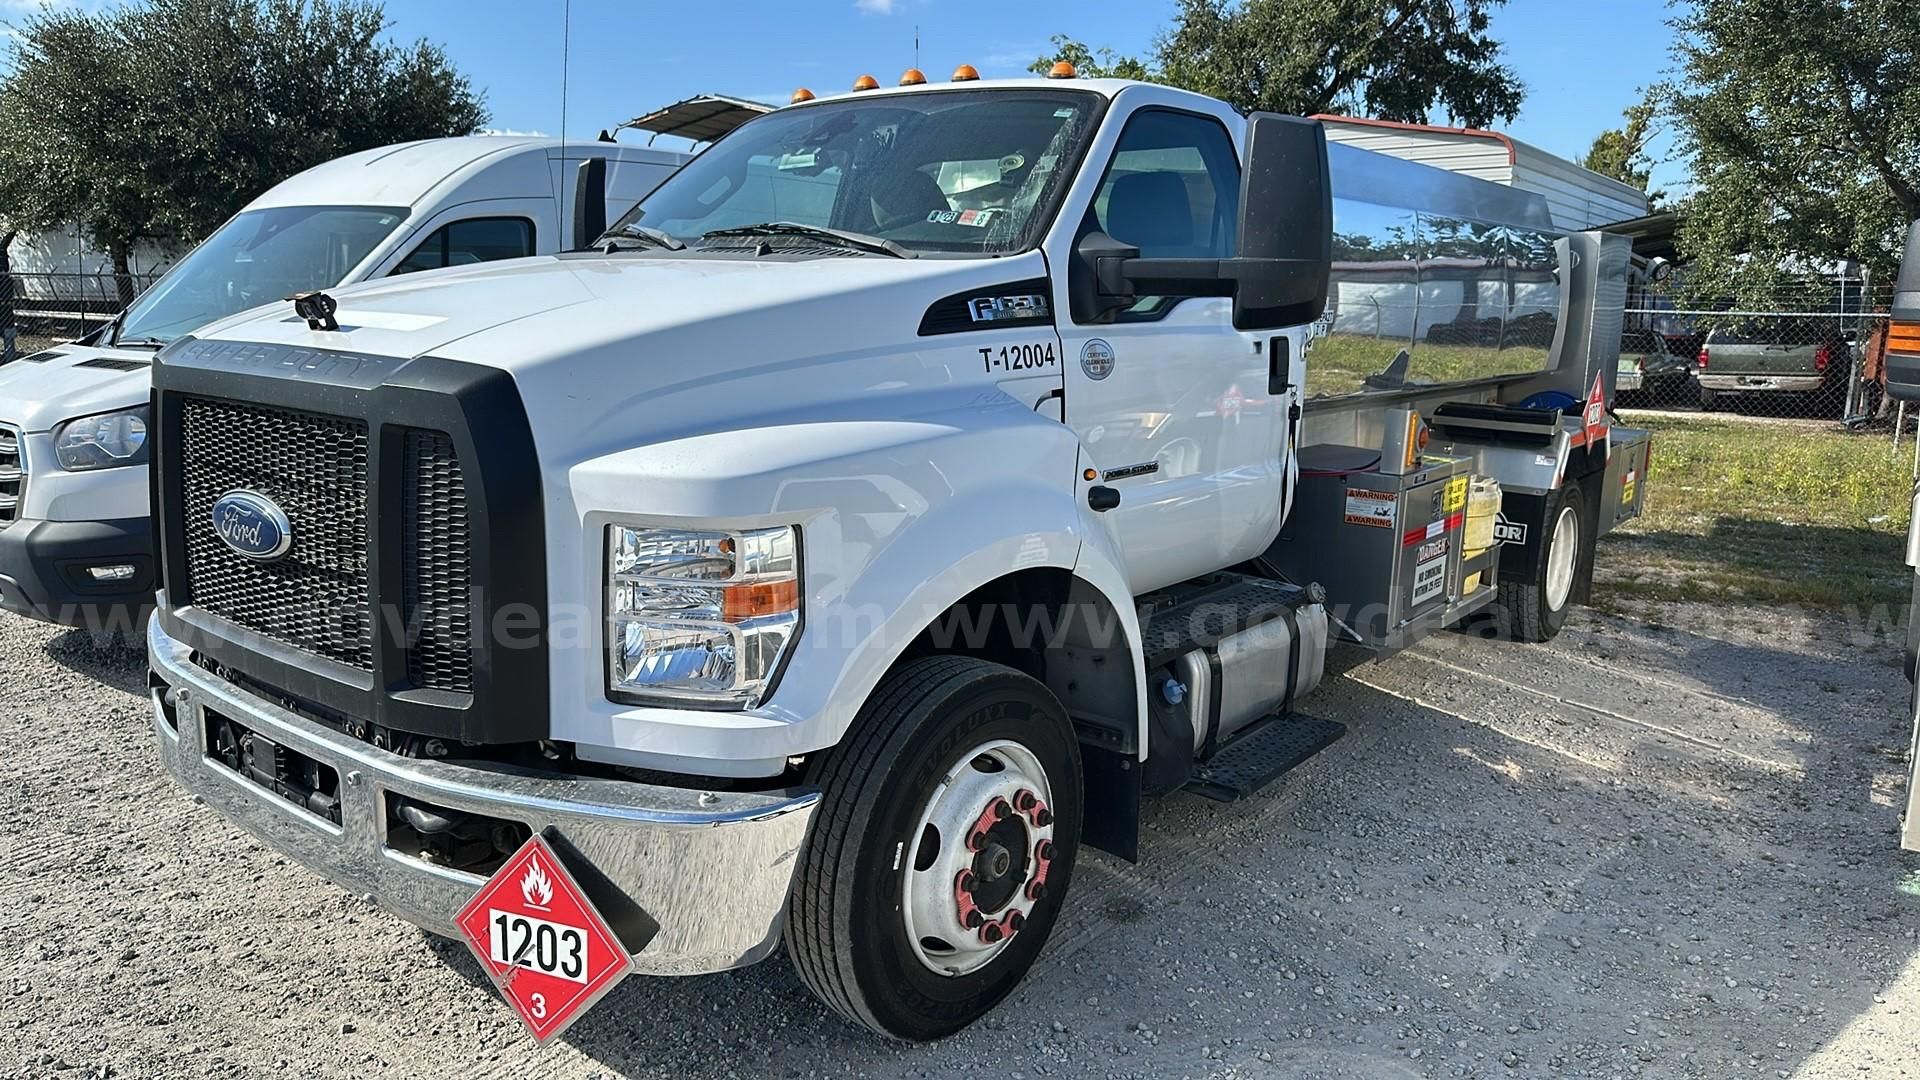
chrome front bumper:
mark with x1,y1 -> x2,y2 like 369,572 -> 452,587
148,616 -> 820,976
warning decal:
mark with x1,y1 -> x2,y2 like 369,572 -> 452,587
1344,488 -> 1398,529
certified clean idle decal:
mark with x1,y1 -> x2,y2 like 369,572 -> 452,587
1081,339 -> 1115,381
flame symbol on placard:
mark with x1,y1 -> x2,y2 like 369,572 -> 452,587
520,860 -> 554,910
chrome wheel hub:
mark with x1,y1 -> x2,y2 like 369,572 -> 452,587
1546,504 -> 1579,612
901,739 -> 1055,977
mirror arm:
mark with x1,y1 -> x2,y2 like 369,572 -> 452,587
1116,258 -> 1233,297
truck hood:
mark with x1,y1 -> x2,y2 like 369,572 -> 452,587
0,344 -> 156,432
189,253 -> 1034,370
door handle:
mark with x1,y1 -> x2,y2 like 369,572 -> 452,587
1088,486 -> 1121,512
1268,335 -> 1291,395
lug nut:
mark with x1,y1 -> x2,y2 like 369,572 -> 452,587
1036,839 -> 1053,860
1014,790 -> 1037,812
1034,808 -> 1053,827
981,923 -> 1003,943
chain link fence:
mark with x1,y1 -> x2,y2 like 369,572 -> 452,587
0,271 -> 163,361
1618,281 -> 1894,423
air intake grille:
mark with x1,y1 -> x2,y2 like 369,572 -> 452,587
0,424 -> 22,528
179,397 -> 372,669
401,430 -> 474,693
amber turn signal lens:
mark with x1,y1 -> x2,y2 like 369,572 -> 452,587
1890,320 -> 1920,357
899,68 -> 926,85
852,74 -> 879,91
723,579 -> 800,622
952,63 -> 980,81
1048,61 -> 1076,79
790,87 -> 815,104
1083,468 -> 1098,482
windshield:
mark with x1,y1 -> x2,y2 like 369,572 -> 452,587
116,205 -> 407,345
607,89 -> 1099,256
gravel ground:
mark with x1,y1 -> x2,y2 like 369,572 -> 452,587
2,601 -> 1917,1079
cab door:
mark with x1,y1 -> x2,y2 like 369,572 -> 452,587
1054,100 -> 1286,594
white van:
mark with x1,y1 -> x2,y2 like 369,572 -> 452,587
0,136 -> 687,627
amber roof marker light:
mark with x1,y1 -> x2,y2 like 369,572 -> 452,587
951,63 -> 980,82
852,74 -> 879,92
899,68 -> 927,86
789,88 -> 815,104
1047,61 -> 1076,79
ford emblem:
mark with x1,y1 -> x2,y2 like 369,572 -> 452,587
210,490 -> 293,561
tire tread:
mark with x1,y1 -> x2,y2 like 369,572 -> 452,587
787,655 -> 1005,1036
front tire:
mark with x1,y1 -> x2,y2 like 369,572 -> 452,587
786,656 -> 1083,1041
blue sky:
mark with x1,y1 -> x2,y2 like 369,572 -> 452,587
393,0 -> 1682,191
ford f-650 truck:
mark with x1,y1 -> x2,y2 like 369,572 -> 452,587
143,70 -> 1650,1042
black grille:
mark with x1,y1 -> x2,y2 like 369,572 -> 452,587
0,424 -> 21,527
179,397 -> 373,669
401,430 -> 474,693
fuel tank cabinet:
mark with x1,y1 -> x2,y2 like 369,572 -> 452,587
1264,444 -> 1498,650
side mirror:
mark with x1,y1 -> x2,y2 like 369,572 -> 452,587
1074,114 -> 1332,331
1231,112 -> 1332,330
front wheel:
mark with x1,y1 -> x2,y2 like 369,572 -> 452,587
786,656 -> 1083,1040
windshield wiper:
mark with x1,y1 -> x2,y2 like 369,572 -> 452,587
700,222 -> 914,259
600,225 -> 685,252
115,336 -> 169,350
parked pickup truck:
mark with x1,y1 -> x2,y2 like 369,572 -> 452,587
142,70 -> 1649,1042
0,137 -> 685,629
1695,319 -> 1849,414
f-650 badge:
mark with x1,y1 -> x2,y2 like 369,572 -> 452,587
968,294 -> 1050,323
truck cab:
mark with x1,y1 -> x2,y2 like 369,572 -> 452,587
0,137 -> 686,628
140,74 -> 1645,1042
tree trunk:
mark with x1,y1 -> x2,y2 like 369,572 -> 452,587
110,240 -> 136,308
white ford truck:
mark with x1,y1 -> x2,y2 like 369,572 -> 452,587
144,73 -> 1651,1040
0,137 -> 685,628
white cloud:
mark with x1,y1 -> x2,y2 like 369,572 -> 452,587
854,0 -> 895,13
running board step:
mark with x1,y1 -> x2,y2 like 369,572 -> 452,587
1185,713 -> 1346,802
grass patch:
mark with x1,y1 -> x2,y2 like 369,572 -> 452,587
1597,413 -> 1912,610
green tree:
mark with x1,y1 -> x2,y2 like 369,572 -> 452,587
1027,33 -> 1156,81
1667,0 -> 1920,304
1581,94 -> 1663,205
0,0 -> 487,304
1032,0 -> 1524,126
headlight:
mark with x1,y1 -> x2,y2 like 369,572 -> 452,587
54,406 -> 150,471
606,525 -> 801,708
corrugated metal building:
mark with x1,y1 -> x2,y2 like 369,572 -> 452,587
1318,116 -> 1649,232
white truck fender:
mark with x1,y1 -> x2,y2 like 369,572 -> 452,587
558,389 -> 1148,771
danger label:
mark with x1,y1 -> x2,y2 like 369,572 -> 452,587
1412,552 -> 1448,606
